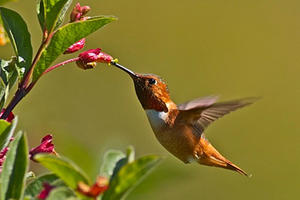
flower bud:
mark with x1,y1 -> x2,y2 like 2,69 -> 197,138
70,3 -> 91,22
64,38 -> 86,54
29,134 -> 57,161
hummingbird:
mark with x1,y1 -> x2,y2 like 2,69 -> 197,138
111,61 -> 257,176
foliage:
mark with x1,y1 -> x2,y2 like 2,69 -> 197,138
0,0 -> 161,199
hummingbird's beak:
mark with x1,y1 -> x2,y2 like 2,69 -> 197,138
110,61 -> 138,79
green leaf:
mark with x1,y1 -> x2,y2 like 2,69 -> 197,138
0,117 -> 17,151
37,0 -> 72,33
0,7 -> 32,77
0,58 -> 19,107
37,0 -> 45,31
99,150 -> 126,179
33,16 -> 116,81
126,146 -> 135,163
54,0 -> 72,30
102,155 -> 161,200
46,187 -> 76,200
0,131 -> 28,200
34,154 -> 91,189
24,173 -> 59,198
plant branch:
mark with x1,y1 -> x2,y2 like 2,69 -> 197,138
43,57 -> 79,75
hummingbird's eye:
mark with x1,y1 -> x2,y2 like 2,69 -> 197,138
148,78 -> 157,85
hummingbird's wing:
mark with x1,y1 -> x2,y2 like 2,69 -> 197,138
177,97 -> 258,135
178,96 -> 219,110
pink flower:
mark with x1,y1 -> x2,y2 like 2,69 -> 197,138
0,109 -> 15,123
37,183 -> 55,199
76,48 -> 114,70
64,38 -> 86,54
97,52 -> 113,63
29,134 -> 56,161
70,3 -> 91,22
76,48 -> 101,70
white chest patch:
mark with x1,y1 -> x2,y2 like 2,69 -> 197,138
145,109 -> 168,131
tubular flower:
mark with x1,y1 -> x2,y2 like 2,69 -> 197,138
77,176 -> 109,198
37,183 -> 55,199
29,134 -> 57,161
97,52 -> 113,63
64,38 -> 86,54
0,109 -> 15,123
76,48 -> 114,70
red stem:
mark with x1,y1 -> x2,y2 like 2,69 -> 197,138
43,57 -> 80,74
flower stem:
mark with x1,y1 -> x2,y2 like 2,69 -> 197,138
43,57 -> 80,74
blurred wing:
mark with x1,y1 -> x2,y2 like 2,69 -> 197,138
177,97 -> 259,135
178,96 -> 219,110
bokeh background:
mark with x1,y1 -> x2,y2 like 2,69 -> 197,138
1,0 -> 300,199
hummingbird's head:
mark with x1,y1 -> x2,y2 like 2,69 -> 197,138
111,62 -> 171,112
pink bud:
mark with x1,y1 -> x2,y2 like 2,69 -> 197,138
37,183 -> 55,199
70,3 -> 91,22
0,109 -> 15,123
81,6 -> 91,15
29,134 -> 56,161
64,38 -> 86,54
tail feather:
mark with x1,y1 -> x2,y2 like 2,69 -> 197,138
196,135 -> 250,177
225,161 -> 249,177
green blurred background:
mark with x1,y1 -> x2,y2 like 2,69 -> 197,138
1,0 -> 300,199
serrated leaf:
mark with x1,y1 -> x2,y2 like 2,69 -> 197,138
34,154 -> 91,189
33,16 -> 116,81
0,7 -> 32,77
24,173 -> 59,198
0,117 -> 17,151
102,155 -> 161,200
0,131 -> 28,200
99,150 -> 126,179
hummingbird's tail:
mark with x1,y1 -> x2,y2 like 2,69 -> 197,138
224,160 -> 249,176
195,135 -> 250,177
